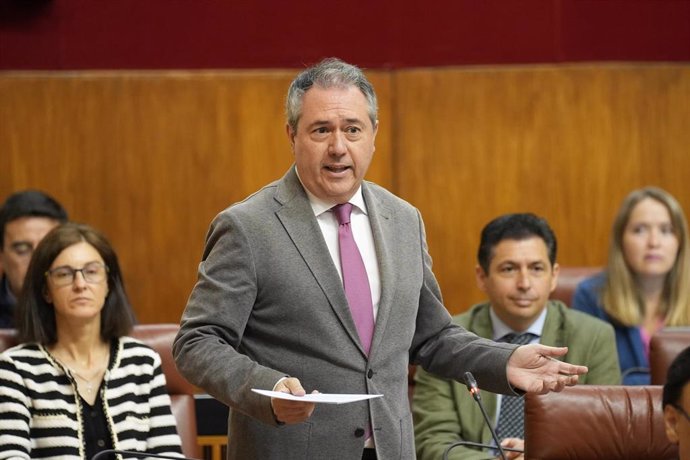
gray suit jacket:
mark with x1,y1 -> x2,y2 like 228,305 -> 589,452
173,166 -> 516,460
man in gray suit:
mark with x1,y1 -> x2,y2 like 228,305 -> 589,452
173,58 -> 587,460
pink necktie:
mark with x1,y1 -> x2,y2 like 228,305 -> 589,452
333,203 -> 375,356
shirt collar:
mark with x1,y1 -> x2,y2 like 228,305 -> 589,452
295,168 -> 367,217
489,306 -> 547,341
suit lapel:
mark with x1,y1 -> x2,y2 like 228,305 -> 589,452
540,303 -> 566,348
361,183 -> 394,359
273,167 -> 366,356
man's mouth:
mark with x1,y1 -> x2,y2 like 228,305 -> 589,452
324,165 -> 350,174
512,298 -> 536,307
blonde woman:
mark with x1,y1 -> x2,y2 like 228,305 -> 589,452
573,187 -> 690,384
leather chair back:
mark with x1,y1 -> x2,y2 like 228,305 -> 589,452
549,266 -> 600,307
130,324 -> 199,458
0,324 -> 199,459
0,328 -> 17,352
524,385 -> 677,460
650,327 -> 690,384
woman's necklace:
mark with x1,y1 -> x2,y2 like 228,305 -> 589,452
69,367 -> 106,395
51,346 -> 110,396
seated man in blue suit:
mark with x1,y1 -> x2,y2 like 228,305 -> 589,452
414,213 -> 620,460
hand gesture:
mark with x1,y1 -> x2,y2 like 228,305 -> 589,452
507,344 -> 588,394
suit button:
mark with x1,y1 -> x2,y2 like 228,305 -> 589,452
367,369 -> 374,379
354,428 -> 365,437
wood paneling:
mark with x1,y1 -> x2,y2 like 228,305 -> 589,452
1,64 -> 689,322
394,64 -> 690,313
0,70 -> 392,323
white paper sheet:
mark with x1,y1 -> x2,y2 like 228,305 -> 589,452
251,389 -> 383,404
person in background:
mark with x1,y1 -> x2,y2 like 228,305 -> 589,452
573,187 -> 690,384
663,345 -> 690,460
0,223 -> 183,459
0,189 -> 68,328
173,57 -> 587,460
413,213 -> 620,460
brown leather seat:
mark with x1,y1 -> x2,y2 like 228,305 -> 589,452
524,385 -> 677,460
549,266 -> 600,307
0,324 -> 199,459
0,328 -> 17,351
650,327 -> 690,385
130,324 -> 199,458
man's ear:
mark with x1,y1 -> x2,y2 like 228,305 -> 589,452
549,262 -> 560,293
372,120 -> 379,152
663,404 -> 680,443
286,123 -> 296,151
475,265 -> 488,293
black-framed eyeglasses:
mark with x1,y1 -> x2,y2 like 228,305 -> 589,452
671,403 -> 690,423
45,262 -> 109,287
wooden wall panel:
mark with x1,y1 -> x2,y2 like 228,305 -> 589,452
394,64 -> 690,314
1,64 -> 689,323
0,70 -> 393,323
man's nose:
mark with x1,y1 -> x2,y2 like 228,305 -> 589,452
328,131 -> 347,155
516,270 -> 531,289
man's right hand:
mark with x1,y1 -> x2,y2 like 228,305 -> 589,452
271,377 -> 317,424
499,438 -> 524,460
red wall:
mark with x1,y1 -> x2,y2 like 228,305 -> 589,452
1,0 -> 689,70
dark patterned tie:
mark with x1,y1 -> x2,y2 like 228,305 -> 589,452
496,332 -> 538,440
333,203 -> 375,355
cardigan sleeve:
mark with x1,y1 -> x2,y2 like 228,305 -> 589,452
0,351 -> 33,460
141,348 -> 184,456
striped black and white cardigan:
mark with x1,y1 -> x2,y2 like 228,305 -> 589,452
0,337 -> 183,459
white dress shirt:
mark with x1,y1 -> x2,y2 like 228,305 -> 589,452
302,185 -> 381,320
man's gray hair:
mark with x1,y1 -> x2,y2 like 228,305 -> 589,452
286,57 -> 378,133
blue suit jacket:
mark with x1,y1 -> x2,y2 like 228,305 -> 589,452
572,273 -> 650,384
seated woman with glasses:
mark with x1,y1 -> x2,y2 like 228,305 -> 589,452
0,222 -> 183,459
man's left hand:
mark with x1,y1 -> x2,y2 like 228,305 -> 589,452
506,344 -> 588,394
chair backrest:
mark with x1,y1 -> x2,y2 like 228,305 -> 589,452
0,325 -> 199,459
524,385 -> 677,460
130,324 -> 199,459
0,328 -> 17,352
549,266 -> 600,307
650,327 -> 690,385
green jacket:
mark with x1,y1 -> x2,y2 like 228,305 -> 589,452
412,300 -> 621,460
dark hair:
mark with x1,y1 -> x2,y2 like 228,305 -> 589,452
477,213 -> 558,273
286,57 -> 378,133
663,345 -> 690,408
17,222 -> 135,344
0,190 -> 68,248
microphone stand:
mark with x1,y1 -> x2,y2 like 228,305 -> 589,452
461,371 -> 508,460
443,440 -> 524,459
91,449 -> 200,460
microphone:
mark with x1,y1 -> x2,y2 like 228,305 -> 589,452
443,440 -> 524,459
91,449 -> 200,460
445,371 -> 509,460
